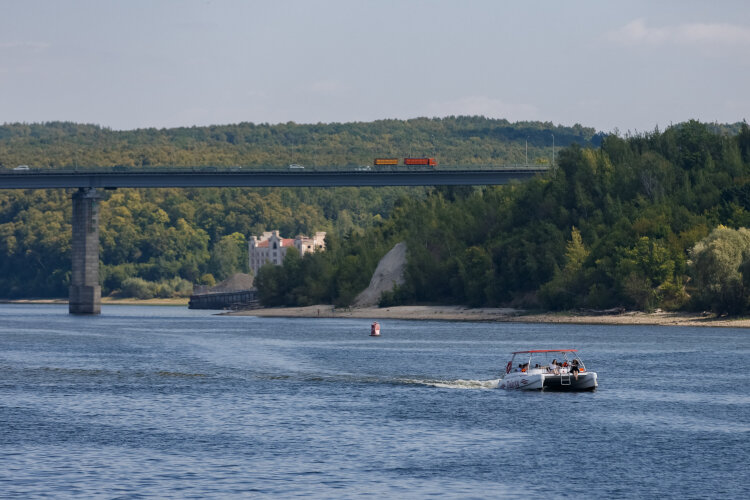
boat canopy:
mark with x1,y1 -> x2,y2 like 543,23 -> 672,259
511,349 -> 578,354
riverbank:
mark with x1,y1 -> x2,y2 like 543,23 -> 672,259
228,304 -> 750,328
3,299 -> 750,327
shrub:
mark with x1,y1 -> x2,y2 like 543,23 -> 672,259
120,277 -> 156,299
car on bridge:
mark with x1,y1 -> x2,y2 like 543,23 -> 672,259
14,165 -> 30,170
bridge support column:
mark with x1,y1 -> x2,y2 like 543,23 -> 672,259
69,188 -> 102,315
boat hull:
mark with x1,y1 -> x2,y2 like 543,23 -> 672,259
541,372 -> 597,391
500,372 -> 597,392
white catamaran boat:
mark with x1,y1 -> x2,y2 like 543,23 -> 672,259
499,349 -> 598,391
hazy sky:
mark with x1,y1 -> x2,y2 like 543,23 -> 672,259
2,0 -> 749,132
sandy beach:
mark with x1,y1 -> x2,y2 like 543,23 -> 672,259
228,304 -> 750,328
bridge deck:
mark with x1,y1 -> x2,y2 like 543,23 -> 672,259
0,167 -> 548,189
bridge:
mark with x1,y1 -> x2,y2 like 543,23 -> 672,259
0,166 -> 548,314
0,165 -> 547,189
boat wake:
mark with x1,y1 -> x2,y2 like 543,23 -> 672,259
401,378 -> 500,390
252,371 -> 500,390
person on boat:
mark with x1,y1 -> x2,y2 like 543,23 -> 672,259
520,363 -> 528,373
570,359 -> 580,380
548,359 -> 559,374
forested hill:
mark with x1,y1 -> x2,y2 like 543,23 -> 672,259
257,120 -> 750,314
0,116 -> 598,168
4,117 -> 750,313
0,116 -> 594,299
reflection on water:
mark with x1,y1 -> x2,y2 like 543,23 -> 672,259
0,304 -> 748,498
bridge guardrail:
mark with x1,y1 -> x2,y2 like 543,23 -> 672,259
0,164 -> 549,174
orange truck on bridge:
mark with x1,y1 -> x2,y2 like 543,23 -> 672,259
373,158 -> 437,166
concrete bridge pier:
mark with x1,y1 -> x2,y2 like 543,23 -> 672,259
69,187 -> 102,315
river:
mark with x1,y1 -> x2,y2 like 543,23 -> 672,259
1,304 -> 748,498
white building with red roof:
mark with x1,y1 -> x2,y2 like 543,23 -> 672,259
248,230 -> 326,276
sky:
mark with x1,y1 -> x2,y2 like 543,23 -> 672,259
1,0 -> 749,133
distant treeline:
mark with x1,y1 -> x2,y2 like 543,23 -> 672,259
0,116 -> 589,299
0,116 -> 599,168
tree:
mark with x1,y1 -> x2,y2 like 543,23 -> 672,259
208,232 -> 247,281
255,263 -> 286,307
689,226 -> 750,314
539,227 -> 590,309
460,246 -> 493,307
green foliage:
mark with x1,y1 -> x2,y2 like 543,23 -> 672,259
378,283 -> 412,307
539,227 -> 590,309
120,277 -> 154,299
689,226 -> 750,314
209,232 -> 247,281
0,118 -> 599,169
614,237 -> 679,311
2,118 -> 750,312
3,117 -> 581,299
198,274 -> 216,287
255,263 -> 287,307
119,276 -> 193,299
264,120 -> 750,312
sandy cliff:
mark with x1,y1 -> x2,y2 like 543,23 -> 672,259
353,242 -> 407,307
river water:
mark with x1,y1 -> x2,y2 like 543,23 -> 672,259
1,304 -> 748,498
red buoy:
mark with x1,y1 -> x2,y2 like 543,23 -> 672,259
370,322 -> 381,336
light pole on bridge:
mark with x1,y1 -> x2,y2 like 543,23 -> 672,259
551,133 -> 555,167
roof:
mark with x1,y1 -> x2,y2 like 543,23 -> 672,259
255,238 -> 295,248
512,349 -> 578,354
